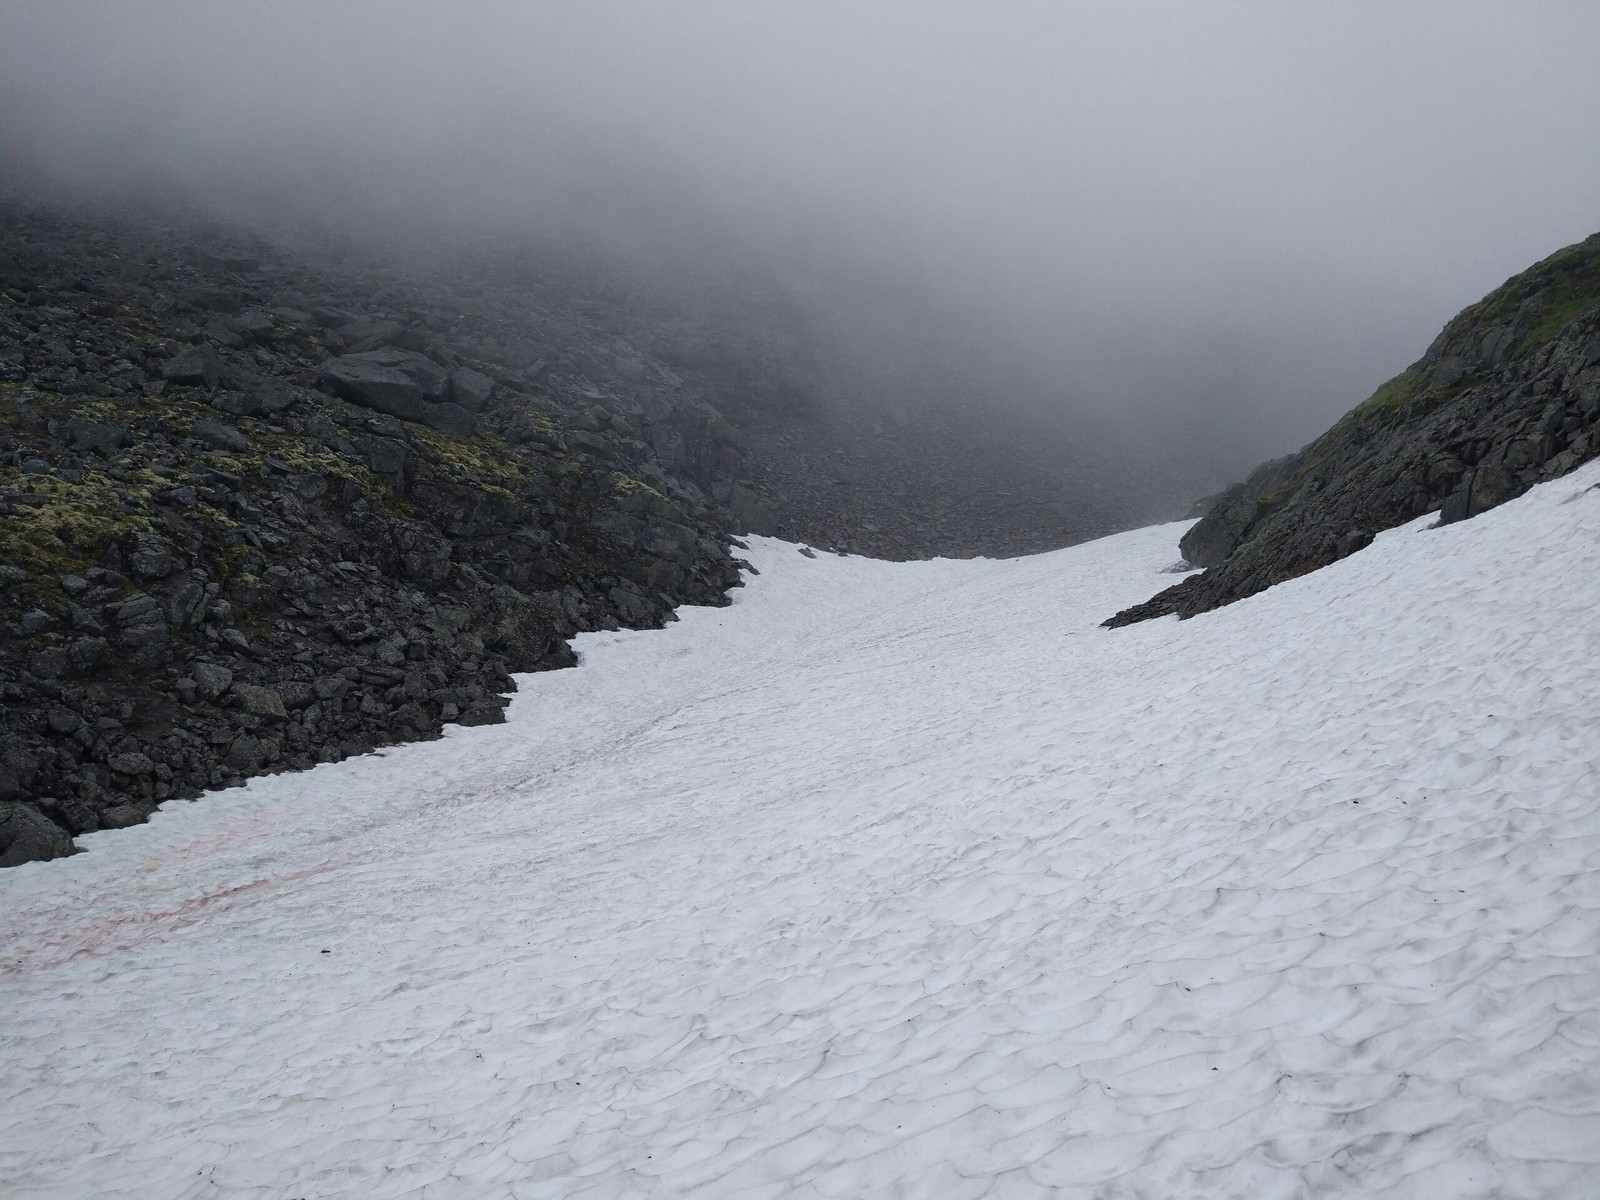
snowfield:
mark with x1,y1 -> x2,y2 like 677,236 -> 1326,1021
3,462 -> 1599,1199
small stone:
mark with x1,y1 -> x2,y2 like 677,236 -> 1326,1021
191,419 -> 250,453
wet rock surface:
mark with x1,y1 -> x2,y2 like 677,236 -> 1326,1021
1108,232 -> 1600,626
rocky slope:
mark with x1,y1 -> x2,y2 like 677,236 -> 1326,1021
2,192 -> 1200,868
444,238 -> 1203,560
0,198 -> 754,865
1108,232 -> 1600,627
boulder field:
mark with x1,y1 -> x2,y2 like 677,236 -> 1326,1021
0,199 -> 754,865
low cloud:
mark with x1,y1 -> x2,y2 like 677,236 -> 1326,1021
3,1 -> 1597,479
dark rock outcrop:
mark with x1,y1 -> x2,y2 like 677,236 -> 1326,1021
1109,232 -> 1600,626
319,349 -> 477,434
0,196 -> 756,866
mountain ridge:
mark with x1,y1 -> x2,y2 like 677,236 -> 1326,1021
1107,231 -> 1600,626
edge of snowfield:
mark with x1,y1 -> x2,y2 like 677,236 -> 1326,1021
2,462 -> 1598,1200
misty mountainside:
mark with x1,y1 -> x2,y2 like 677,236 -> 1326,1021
0,197 -> 761,865
0,194 -> 1195,867
1109,231 -> 1600,626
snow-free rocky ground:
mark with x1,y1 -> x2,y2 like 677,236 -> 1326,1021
3,463 -> 1598,1199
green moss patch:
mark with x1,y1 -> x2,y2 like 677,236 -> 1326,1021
409,427 -> 531,499
1453,233 -> 1600,359
1351,367 -> 1425,423
0,469 -> 155,577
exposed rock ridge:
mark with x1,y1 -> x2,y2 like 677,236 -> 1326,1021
1107,232 -> 1600,627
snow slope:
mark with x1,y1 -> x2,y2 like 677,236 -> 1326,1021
2,463 -> 1598,1199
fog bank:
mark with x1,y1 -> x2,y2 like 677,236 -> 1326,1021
3,1 -> 1598,477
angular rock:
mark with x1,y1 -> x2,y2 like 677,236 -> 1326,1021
0,802 -> 76,867
320,355 -> 428,423
99,804 -> 151,830
231,683 -> 287,720
337,348 -> 447,399
64,418 -> 133,455
330,316 -> 402,353
163,344 -> 222,389
229,310 -> 277,344
419,400 -> 478,436
450,366 -> 495,412
192,662 -> 234,701
191,419 -> 250,453
112,592 -> 167,661
107,751 -> 155,776
125,533 -> 176,580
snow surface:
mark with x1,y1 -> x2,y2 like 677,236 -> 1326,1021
3,463 -> 1599,1199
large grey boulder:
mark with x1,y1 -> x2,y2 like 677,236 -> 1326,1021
228,310 -> 278,344
320,354 -> 427,420
330,316 -> 402,353
192,661 -> 233,701
191,418 -> 250,453
125,532 -> 176,580
163,345 -> 221,389
0,802 -> 76,867
354,348 -> 449,401
231,683 -> 287,720
64,418 -> 133,455
212,381 -> 307,418
450,366 -> 495,412
111,593 -> 167,661
320,350 -> 475,433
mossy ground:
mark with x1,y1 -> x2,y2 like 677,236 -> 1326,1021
1351,368 -> 1426,423
0,469 -> 155,582
1332,234 -> 1600,433
409,426 -> 531,499
610,472 -> 667,501
1451,233 -> 1600,358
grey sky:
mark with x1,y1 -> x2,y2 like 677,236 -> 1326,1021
3,1 -> 1598,473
